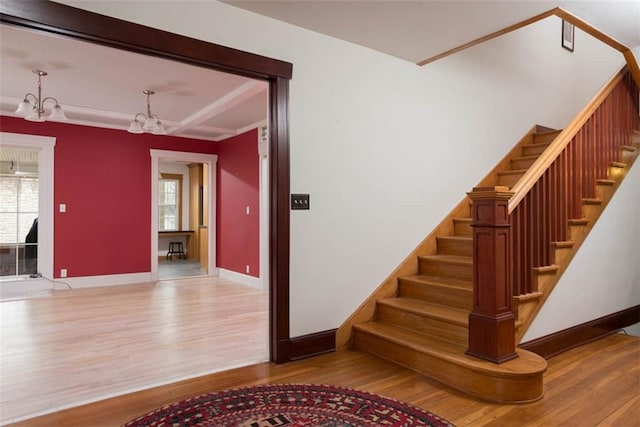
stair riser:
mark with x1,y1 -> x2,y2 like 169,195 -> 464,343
522,144 -> 549,156
419,259 -> 473,281
453,220 -> 472,237
533,132 -> 560,144
511,158 -> 537,169
582,203 -> 602,220
399,280 -> 473,310
376,305 -> 468,346
621,150 -> 636,162
437,238 -> 472,257
498,172 -> 524,187
608,165 -> 626,179
353,330 -> 544,403
596,184 -> 614,199
569,224 -> 588,242
550,247 -> 573,266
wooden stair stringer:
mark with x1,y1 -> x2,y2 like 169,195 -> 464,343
515,138 -> 640,343
335,125 -> 549,349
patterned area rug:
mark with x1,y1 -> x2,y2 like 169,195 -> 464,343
124,383 -> 454,426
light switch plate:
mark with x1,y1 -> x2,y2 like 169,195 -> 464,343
291,194 -> 310,210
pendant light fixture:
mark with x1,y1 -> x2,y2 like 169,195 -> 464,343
127,89 -> 167,135
15,70 -> 67,122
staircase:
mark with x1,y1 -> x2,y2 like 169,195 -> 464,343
353,125 -> 639,402
348,66 -> 639,404
353,130 -> 559,403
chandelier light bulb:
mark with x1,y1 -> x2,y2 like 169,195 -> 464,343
49,104 -> 67,120
15,99 -> 33,116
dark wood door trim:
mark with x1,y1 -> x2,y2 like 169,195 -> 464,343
0,0 -> 292,79
1,0 -> 293,362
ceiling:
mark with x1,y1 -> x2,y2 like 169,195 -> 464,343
0,24 -> 268,142
1,2 -> 637,146
223,1 -> 640,63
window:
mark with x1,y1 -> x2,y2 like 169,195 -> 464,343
0,152 -> 39,277
158,173 -> 182,231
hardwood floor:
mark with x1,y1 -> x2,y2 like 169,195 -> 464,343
2,278 -> 638,426
6,332 -> 639,426
0,277 -> 268,424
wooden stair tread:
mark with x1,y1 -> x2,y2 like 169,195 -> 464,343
568,218 -> 588,225
418,254 -> 472,265
498,169 -> 527,176
437,235 -> 472,242
378,297 -> 469,326
532,130 -> 561,144
514,291 -> 544,302
535,129 -> 562,136
453,217 -> 472,222
512,154 -> 540,161
532,264 -> 560,273
596,179 -> 615,186
551,240 -> 575,249
526,141 -> 551,149
400,274 -> 472,289
353,322 -> 547,377
621,145 -> 637,152
610,161 -> 627,168
583,198 -> 603,205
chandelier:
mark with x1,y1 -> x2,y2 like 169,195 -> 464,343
15,70 -> 67,122
127,89 -> 167,135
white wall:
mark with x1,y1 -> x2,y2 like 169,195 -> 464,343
58,1 -> 627,337
523,160 -> 640,341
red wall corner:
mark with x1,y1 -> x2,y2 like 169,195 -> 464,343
216,128 -> 260,278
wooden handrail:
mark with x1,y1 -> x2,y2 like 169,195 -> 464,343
507,66 -> 627,212
555,9 -> 640,86
417,7 -> 640,87
553,8 -> 627,52
416,8 -> 558,66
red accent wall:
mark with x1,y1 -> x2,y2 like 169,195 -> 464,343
216,128 -> 260,277
1,116 -> 217,278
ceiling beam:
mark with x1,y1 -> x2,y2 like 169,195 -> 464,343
168,80 -> 267,135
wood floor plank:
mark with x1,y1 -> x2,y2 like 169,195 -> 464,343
9,333 -> 639,427
0,277 -> 268,424
2,279 -> 639,427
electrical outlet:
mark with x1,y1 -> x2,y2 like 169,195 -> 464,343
60,268 -> 67,278
245,265 -> 250,274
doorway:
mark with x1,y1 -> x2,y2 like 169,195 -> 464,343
157,160 -> 208,280
1,1 -> 292,363
150,150 -> 217,282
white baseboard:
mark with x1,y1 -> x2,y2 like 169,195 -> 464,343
218,268 -> 263,289
62,272 -> 153,289
0,278 -> 53,300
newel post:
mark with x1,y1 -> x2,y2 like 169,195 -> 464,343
466,186 -> 518,364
